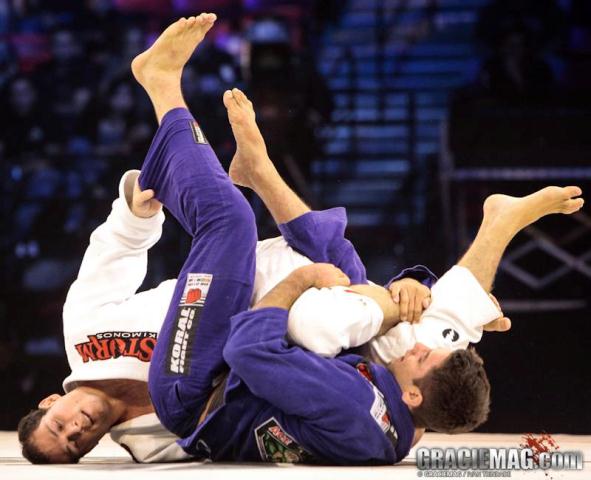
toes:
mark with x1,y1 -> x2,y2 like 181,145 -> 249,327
232,88 -> 253,109
564,185 -> 583,199
563,198 -> 584,213
203,13 -> 217,23
223,90 -> 239,109
232,88 -> 246,105
196,12 -> 216,28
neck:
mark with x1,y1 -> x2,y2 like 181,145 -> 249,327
78,380 -> 154,424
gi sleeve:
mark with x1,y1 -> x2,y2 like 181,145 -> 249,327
62,170 -> 166,329
370,266 -> 501,363
278,208 -> 368,284
385,264 -> 438,289
417,265 -> 501,347
287,286 -> 384,357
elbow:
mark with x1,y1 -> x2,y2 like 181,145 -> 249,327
222,340 -> 252,371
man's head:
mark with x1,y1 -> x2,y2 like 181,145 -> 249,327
18,388 -> 115,463
389,343 -> 490,433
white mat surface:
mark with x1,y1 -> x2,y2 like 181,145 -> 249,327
1,431 -> 589,479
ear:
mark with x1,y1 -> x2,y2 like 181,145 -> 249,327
401,385 -> 423,408
38,393 -> 61,409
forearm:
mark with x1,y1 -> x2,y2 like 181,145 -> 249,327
253,268 -> 314,310
346,284 -> 400,335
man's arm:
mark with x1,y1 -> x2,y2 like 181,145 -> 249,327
62,170 -> 165,329
223,265 -> 401,464
254,263 -> 351,310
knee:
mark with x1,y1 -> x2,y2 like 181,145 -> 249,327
148,376 -> 189,437
222,189 -> 257,243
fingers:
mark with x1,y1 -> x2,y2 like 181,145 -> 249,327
422,295 -> 431,309
309,263 -> 350,288
136,189 -> 155,203
335,272 -> 351,287
410,291 -> 423,324
389,283 -> 401,303
399,288 -> 409,322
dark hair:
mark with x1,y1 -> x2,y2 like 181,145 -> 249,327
17,408 -> 51,464
412,349 -> 491,433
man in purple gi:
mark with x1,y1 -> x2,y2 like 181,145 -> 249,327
132,14 -> 584,464
130,14 -> 475,463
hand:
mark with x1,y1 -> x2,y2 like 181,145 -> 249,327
295,263 -> 351,289
131,178 -> 162,218
389,278 -> 431,324
483,293 -> 511,332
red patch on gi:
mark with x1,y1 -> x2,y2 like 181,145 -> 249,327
186,288 -> 202,304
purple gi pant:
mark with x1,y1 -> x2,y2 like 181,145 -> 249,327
139,108 -> 257,438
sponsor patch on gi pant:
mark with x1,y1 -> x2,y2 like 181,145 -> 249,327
167,273 -> 213,375
255,417 -> 317,463
181,273 -> 212,306
189,120 -> 208,144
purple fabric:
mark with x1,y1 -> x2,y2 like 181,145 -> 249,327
278,207 -> 367,284
176,307 -> 414,464
141,108 -> 257,437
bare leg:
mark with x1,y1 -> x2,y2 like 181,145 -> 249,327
458,186 -> 584,293
131,13 -> 216,123
223,88 -> 310,224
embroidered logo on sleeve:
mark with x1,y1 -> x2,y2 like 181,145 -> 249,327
442,328 -> 460,342
75,331 -> 157,363
255,417 -> 316,463
167,273 -> 213,375
189,120 -> 208,144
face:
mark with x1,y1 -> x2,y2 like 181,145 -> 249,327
32,389 -> 113,463
389,343 -> 451,390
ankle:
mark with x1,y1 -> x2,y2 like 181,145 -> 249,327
248,156 -> 276,182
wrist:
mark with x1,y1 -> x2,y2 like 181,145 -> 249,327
289,266 -> 317,290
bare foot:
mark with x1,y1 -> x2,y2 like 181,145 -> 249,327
483,186 -> 584,233
131,13 -> 216,98
223,88 -> 275,188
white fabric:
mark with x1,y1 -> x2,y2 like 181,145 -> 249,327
61,170 -> 190,463
288,266 -> 501,362
288,287 -> 384,357
60,171 -> 316,462
62,170 -> 175,391
252,236 -> 312,305
109,413 -> 191,463
369,266 -> 501,363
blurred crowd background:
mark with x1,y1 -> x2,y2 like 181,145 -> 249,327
1,0 -> 590,435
